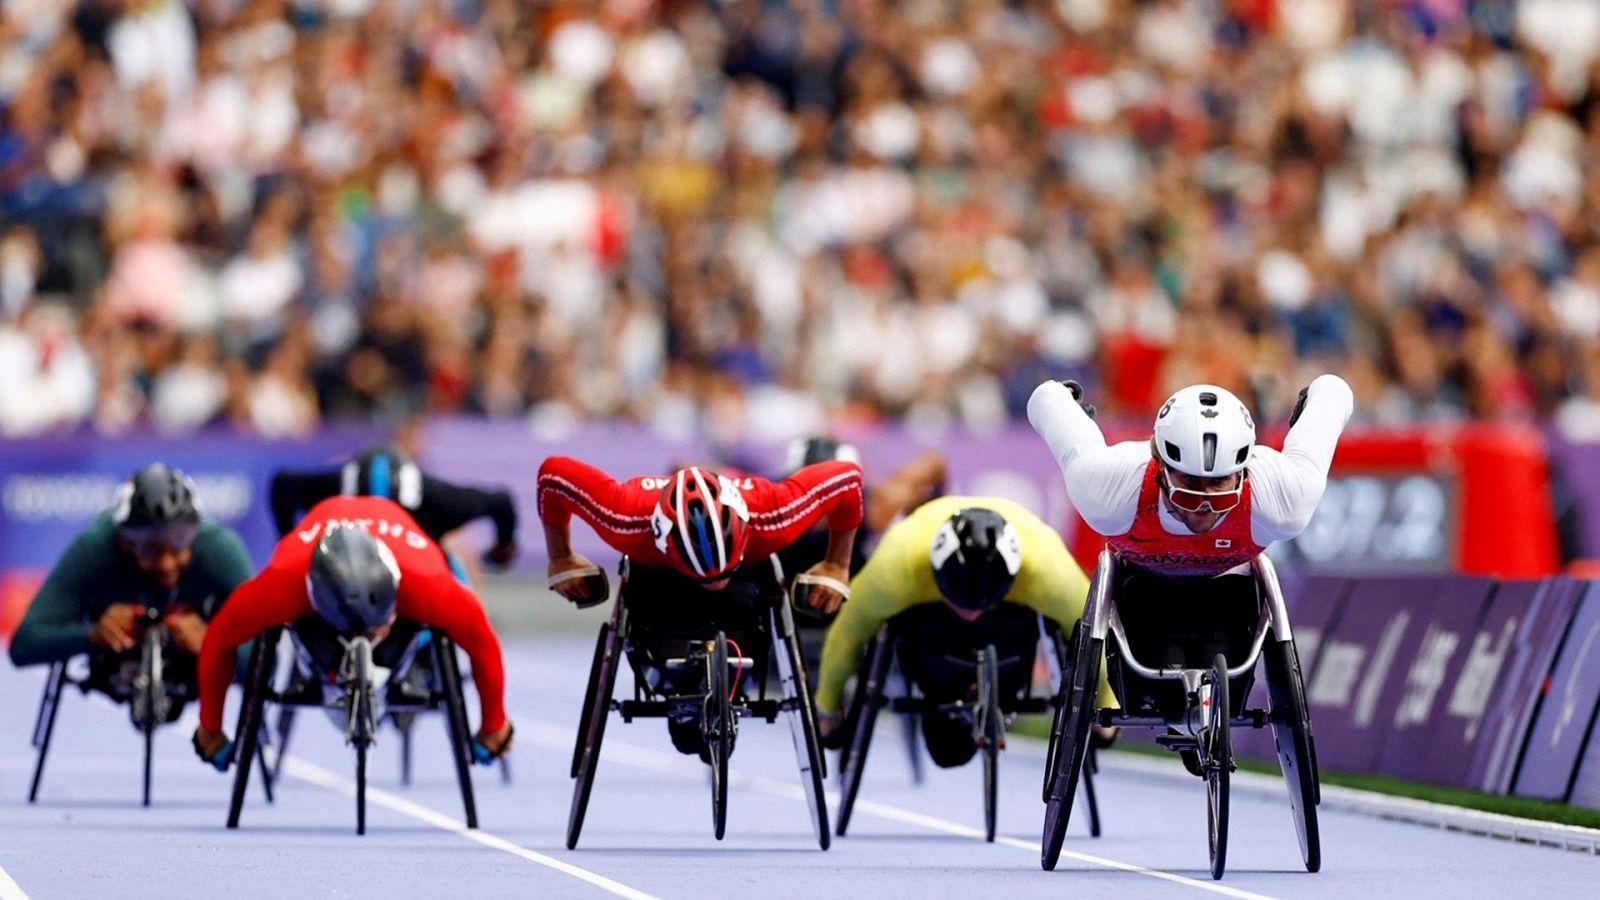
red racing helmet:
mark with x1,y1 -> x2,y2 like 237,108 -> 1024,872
651,467 -> 751,581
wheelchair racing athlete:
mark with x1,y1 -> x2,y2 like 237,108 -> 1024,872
537,455 -> 863,756
190,496 -> 513,770
814,497 -> 1116,766
9,463 -> 253,717
271,444 -> 519,572
1027,374 -> 1353,771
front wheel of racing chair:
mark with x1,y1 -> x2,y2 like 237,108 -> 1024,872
835,626 -> 895,837
976,645 -> 1003,843
567,589 -> 628,850
775,576 -> 832,851
706,632 -> 734,840
1204,653 -> 1232,880
1042,624 -> 1101,838
28,661 -> 70,804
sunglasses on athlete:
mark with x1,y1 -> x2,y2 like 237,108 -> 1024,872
119,522 -> 201,560
1161,472 -> 1245,514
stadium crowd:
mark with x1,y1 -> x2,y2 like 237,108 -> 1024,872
4,0 -> 1600,443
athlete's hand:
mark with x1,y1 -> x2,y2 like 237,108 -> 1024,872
548,554 -> 601,604
90,603 -> 145,653
1288,385 -> 1310,427
796,561 -> 850,615
818,710 -> 847,750
164,607 -> 207,655
472,720 -> 515,764
192,726 -> 233,771
1058,379 -> 1097,420
483,540 -> 519,571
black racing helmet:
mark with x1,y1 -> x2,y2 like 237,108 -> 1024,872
341,444 -> 422,508
784,436 -> 861,475
114,463 -> 202,548
308,528 -> 401,635
930,508 -> 1023,612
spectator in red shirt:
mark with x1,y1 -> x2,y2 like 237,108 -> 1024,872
191,496 -> 512,769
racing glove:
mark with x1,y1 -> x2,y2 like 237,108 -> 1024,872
1058,379 -> 1097,420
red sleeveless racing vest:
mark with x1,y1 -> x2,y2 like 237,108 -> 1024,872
1105,459 -> 1266,577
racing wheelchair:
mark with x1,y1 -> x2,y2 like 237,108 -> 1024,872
28,606 -> 274,807
225,617 -> 480,834
1041,550 -> 1319,879
566,556 -> 831,849
834,603 -> 1100,843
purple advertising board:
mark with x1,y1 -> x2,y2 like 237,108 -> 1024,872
1466,578 -> 1587,794
0,429 -> 380,572
1514,581 -> 1600,801
1304,577 -> 1492,776
1549,436 -> 1600,560
1234,574 -> 1351,761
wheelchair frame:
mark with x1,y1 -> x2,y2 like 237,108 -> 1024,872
1041,550 -> 1320,879
225,622 -> 480,834
566,555 -> 832,850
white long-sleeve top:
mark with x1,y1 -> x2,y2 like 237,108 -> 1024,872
1027,375 -> 1356,547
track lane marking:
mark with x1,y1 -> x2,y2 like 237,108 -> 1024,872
525,722 -> 1281,899
0,862 -> 30,900
280,756 -> 661,900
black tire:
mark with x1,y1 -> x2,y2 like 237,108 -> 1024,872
139,627 -> 163,808
773,604 -> 831,850
568,604 -> 626,850
1266,638 -> 1322,873
399,718 -> 414,787
355,739 -> 369,836
979,645 -> 1001,844
271,708 -> 296,784
836,629 -> 893,837
255,737 -> 275,803
1041,622 -> 1101,871
708,632 -> 732,841
1207,653 -> 1231,881
434,634 -> 479,830
227,627 -> 279,829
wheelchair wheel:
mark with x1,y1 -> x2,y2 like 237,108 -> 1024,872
836,627 -> 893,836
1041,621 -> 1101,871
1265,638 -> 1321,872
433,634 -> 479,829
707,632 -> 732,840
773,604 -> 832,850
1205,653 -> 1231,881
568,603 -> 627,850
978,645 -> 1002,844
271,708 -> 296,784
228,627 -> 280,829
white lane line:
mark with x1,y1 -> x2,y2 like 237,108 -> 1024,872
0,862 -> 30,900
280,756 -> 661,900
524,722 -> 1280,899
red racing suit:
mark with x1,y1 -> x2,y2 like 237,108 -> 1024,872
198,496 -> 507,734
536,456 -> 865,568
1105,460 -> 1267,577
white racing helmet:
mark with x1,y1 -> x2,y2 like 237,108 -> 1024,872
1153,384 -> 1256,478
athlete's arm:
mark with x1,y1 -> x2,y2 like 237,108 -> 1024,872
816,545 -> 911,715
1248,374 -> 1356,544
402,572 -> 508,735
269,470 -> 342,536
197,566 -> 309,733
1027,381 -> 1148,536
536,456 -> 659,560
7,532 -> 99,666
866,451 -> 946,532
745,460 -> 865,555
415,476 -> 518,548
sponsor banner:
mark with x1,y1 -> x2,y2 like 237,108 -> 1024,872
1466,579 -> 1586,794
1514,581 -> 1600,801
0,430 -> 379,574
1549,437 -> 1600,560
1304,577 -> 1491,775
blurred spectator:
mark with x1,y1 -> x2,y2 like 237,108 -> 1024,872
0,0 -> 1599,441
